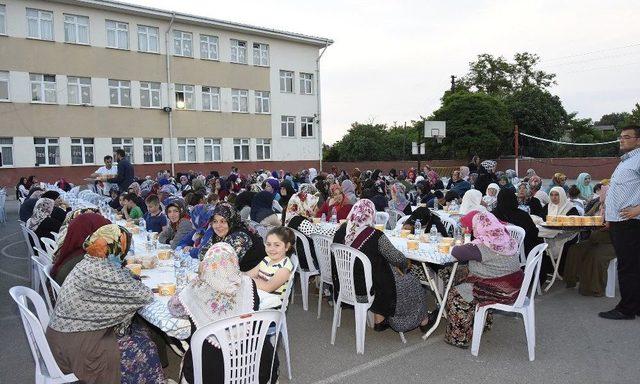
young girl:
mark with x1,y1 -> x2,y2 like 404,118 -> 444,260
247,227 -> 294,296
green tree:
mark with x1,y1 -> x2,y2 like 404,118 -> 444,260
326,123 -> 394,161
623,103 -> 640,125
596,112 -> 630,130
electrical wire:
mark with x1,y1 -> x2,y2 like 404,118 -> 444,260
519,132 -> 619,146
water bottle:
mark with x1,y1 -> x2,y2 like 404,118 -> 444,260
330,207 -> 337,224
464,227 -> 472,244
139,217 -> 146,232
414,219 -> 422,236
454,225 -> 463,245
433,197 -> 438,210
173,247 -> 182,271
321,213 -> 326,222
429,225 -> 438,243
129,235 -> 135,255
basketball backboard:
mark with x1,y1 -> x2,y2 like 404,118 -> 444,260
424,121 -> 446,139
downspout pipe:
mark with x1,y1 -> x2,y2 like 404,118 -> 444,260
165,13 -> 176,175
316,41 -> 329,173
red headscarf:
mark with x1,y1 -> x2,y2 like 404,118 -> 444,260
51,213 -> 111,275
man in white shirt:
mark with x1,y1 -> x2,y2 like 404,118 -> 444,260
91,155 -> 118,195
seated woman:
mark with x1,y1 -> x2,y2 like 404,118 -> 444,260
46,225 -> 164,384
445,212 -> 523,348
316,183 -> 353,222
528,175 -> 550,206
459,189 -> 486,216
27,198 -> 63,248
576,172 -> 594,202
40,190 -> 70,223
247,227 -> 295,297
250,190 -> 282,226
481,183 -> 500,211
158,199 -> 192,249
235,190 -> 256,221
51,212 -> 111,285
567,185 -> 586,216
332,199 -> 434,333
516,183 -> 544,217
402,207 -> 447,236
492,189 -> 543,257
197,203 -> 265,271
497,174 -> 516,194
168,242 -> 278,384
341,179 -> 358,205
389,183 -> 412,215
176,203 -> 216,258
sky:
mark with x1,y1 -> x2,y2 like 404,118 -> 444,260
128,0 -> 640,144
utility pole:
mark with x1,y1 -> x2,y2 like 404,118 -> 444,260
450,75 -> 456,92
514,124 -> 519,176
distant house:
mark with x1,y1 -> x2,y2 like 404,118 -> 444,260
594,125 -> 616,133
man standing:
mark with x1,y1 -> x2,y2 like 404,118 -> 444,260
90,155 -> 118,195
600,125 -> 640,320
106,149 -> 134,194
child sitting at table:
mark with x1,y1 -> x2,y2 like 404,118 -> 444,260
143,194 -> 168,233
246,226 -> 294,297
122,192 -> 143,220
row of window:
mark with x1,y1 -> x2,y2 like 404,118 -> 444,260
0,5 -> 282,68
0,137 -> 273,167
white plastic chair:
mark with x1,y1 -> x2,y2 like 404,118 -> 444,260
31,256 -> 57,315
290,228 -> 320,311
505,225 -> 527,266
375,211 -> 390,229
19,222 -> 43,290
274,254 -> 298,380
330,243 -> 374,354
310,234 -> 333,319
385,209 -> 405,230
9,286 -> 79,384
190,310 -> 282,384
471,243 -> 548,361
40,237 -> 58,258
0,188 -> 6,223
394,215 -> 411,231
606,258 -> 617,298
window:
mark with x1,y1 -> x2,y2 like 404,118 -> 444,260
67,76 -> 91,105
300,73 -> 314,95
64,14 -> 89,44
106,20 -> 128,49
301,116 -> 314,137
231,89 -> 248,112
108,79 -> 131,106
26,8 -> 53,40
200,34 -> 218,60
143,138 -> 163,163
280,70 -> 294,93
177,138 -> 196,162
140,81 -> 160,108
233,138 -> 250,161
70,138 -> 94,165
112,138 -> 134,163
256,138 -> 271,160
255,91 -> 270,114
253,43 -> 269,66
34,137 -> 60,165
173,30 -> 193,57
204,138 -> 221,161
202,86 -> 220,111
0,138 -> 13,166
174,84 -> 194,110
0,71 -> 8,101
230,39 -> 247,64
138,25 -> 159,53
30,74 -> 56,103
0,5 -> 5,35
281,116 -> 295,137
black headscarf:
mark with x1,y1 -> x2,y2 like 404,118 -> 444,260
235,191 -> 256,211
279,180 -> 296,207
491,189 -> 541,255
405,207 -> 447,236
250,191 -> 275,223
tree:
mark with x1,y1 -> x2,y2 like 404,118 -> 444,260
326,123 -> 396,161
596,112 -> 630,130
624,103 -> 640,126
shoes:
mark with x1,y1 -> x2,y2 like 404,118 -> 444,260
598,309 -> 635,320
419,311 -> 439,333
374,320 -> 389,332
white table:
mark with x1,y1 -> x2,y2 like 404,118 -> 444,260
536,226 -> 579,292
385,232 -> 458,340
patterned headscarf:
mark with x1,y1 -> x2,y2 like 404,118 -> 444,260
191,204 -> 216,231
176,242 -> 254,347
427,171 -> 440,186
128,181 -> 141,195
471,211 -> 518,256
481,160 -> 497,173
341,179 -> 357,205
285,192 -> 319,225
83,224 -> 132,260
552,173 -> 567,186
460,166 -> 470,180
298,183 -> 318,195
52,213 -> 111,275
212,202 -> 243,231
27,198 -> 55,230
389,183 -> 409,212
63,207 -> 100,225
345,199 -> 376,246
528,175 -> 542,191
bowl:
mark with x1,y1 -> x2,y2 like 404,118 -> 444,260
157,283 -> 176,296
126,263 -> 142,276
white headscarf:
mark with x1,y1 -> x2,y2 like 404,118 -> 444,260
547,186 -> 574,216
459,189 -> 487,215
482,183 -> 500,210
308,168 -> 318,183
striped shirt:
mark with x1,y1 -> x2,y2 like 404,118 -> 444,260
257,256 -> 294,296
605,147 -> 640,222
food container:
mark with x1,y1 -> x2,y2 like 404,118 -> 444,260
374,224 -> 385,231
437,243 -> 451,254
126,263 -> 142,276
590,215 -> 604,226
440,237 -> 455,245
400,229 -> 411,238
157,249 -> 172,260
157,283 -> 176,296
407,240 -> 419,250
115,214 -> 123,220
312,217 -> 321,224
419,234 -> 430,243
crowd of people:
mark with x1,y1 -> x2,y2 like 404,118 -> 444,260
12,125 -> 640,383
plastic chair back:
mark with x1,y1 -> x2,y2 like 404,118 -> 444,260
40,237 -> 58,258
513,243 -> 547,308
9,286 -> 78,383
31,256 -> 56,314
291,228 -> 318,274
310,234 -> 333,285
281,255 -> 299,313
329,243 -> 373,305
505,225 -> 527,265
375,212 -> 389,228
385,209 -> 405,230
191,310 -> 282,384
440,215 -> 458,236
394,215 -> 411,231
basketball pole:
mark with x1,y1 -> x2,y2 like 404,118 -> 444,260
514,124 -> 519,176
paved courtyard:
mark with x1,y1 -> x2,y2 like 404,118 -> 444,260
1,201 -> 639,384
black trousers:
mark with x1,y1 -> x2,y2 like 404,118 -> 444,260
609,220 -> 640,315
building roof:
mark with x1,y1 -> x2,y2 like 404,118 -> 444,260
594,125 -> 616,131
58,0 -> 334,47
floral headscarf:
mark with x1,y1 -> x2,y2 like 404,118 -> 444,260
471,211 -> 518,256
427,171 -> 440,186
212,202 -> 243,231
83,224 -> 132,260
52,213 -> 111,275
552,173 -> 567,186
128,181 -> 141,196
460,166 -> 470,180
345,199 -> 376,246
389,183 -> 409,212
299,183 -> 318,195
341,179 -> 357,205
63,207 -> 100,225
27,197 -> 55,230
285,192 -> 319,225
481,160 -> 497,173
528,175 -> 542,191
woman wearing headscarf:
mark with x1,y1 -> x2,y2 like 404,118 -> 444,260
516,182 -> 544,217
191,177 -> 206,196
126,182 -> 148,215
167,242 -> 278,384
263,178 -> 281,200
27,198 -> 63,247
402,207 -> 447,237
427,170 -> 445,190
278,179 -> 296,225
528,175 -> 549,206
176,204 -> 217,258
40,190 -> 69,223
389,183 -> 412,215
250,191 -> 281,226
481,183 -> 500,211
459,189 -> 487,216
546,172 -> 569,194
575,172 -> 594,202
497,174 -> 516,194
177,175 -> 192,193
235,190 -> 256,221
46,225 -> 164,384
51,213 -> 111,285
308,167 -> 318,183
198,203 -> 265,271
316,183 -> 353,222
444,212 -> 523,348
158,199 -> 192,249
563,186 -> 616,296
492,189 -> 543,257
459,166 -> 471,181
332,199 -> 434,333
341,179 -> 358,205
